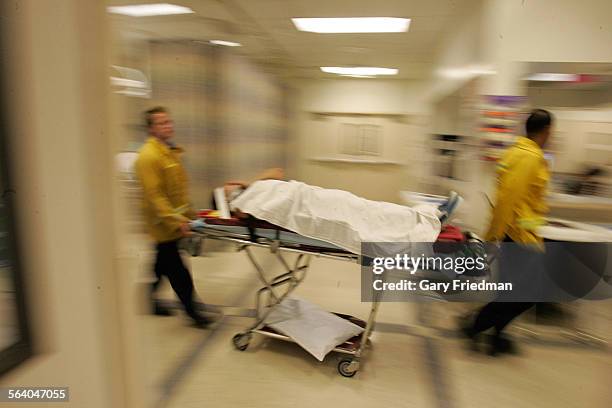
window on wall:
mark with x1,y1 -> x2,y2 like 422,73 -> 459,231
340,123 -> 381,156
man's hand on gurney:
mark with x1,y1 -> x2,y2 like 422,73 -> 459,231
180,222 -> 194,237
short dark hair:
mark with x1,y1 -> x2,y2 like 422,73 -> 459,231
144,106 -> 168,128
525,109 -> 552,137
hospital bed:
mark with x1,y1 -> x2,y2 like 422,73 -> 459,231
191,214 -> 490,377
192,216 -> 366,377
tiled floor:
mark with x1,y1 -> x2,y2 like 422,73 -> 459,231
133,237 -> 612,408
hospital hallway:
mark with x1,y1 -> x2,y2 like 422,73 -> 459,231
127,232 -> 612,408
1,0 -> 612,407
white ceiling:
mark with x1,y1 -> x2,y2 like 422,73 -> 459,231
109,0 -> 478,79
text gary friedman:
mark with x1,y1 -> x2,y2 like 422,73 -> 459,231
372,279 -> 513,293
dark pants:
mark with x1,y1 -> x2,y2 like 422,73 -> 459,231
152,239 -> 198,317
471,302 -> 534,336
471,235 -> 534,337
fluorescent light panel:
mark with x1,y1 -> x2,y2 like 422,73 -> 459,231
209,40 -> 242,47
107,3 -> 194,17
340,74 -> 375,78
526,73 -> 579,82
292,17 -> 410,33
321,67 -> 398,76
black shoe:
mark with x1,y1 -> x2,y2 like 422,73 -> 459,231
488,335 -> 518,356
187,311 -> 212,328
535,303 -> 571,326
460,325 -> 475,339
153,302 -> 173,316
460,326 -> 481,353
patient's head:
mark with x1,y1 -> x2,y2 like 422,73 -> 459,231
210,168 -> 287,216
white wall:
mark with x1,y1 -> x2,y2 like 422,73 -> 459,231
292,79 -> 432,202
425,0 -> 612,230
428,2 -> 485,102
480,0 -> 612,94
0,1 -> 143,407
432,0 -> 612,99
298,79 -> 431,115
545,108 -> 612,172
489,0 -> 612,63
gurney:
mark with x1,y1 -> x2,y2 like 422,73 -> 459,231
190,212 -> 491,377
192,215 -> 366,377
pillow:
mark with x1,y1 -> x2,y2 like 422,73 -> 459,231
265,297 -> 364,361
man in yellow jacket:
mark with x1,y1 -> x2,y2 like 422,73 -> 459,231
485,118 -> 551,244
135,106 -> 209,327
464,109 -> 553,355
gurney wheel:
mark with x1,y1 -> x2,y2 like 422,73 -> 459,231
337,359 -> 358,378
232,332 -> 251,351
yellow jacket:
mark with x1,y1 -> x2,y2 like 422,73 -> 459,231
485,136 -> 549,244
135,137 -> 196,242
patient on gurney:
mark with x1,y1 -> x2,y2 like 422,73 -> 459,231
203,168 -> 462,255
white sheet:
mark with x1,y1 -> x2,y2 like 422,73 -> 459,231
230,180 -> 441,256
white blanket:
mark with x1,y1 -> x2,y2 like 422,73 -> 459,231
230,180 -> 441,255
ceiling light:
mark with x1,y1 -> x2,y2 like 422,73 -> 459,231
209,40 -> 242,47
340,74 -> 375,78
525,73 -> 579,82
321,67 -> 398,76
292,17 -> 410,33
107,3 -> 194,17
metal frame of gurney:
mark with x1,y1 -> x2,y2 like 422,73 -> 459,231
191,217 -> 492,377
